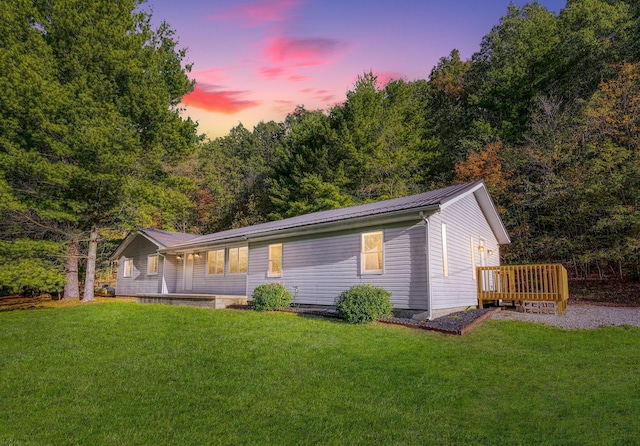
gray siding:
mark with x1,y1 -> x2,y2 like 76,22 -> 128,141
173,243 -> 247,296
119,241 -> 248,296
162,256 -> 179,293
429,192 -> 500,310
115,236 -> 162,296
247,222 -> 428,310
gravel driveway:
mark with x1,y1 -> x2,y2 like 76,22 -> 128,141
490,304 -> 640,329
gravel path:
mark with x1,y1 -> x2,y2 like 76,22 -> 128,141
490,304 -> 640,329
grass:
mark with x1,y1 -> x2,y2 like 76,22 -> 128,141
0,301 -> 639,445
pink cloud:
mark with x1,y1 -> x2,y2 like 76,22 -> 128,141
273,99 -> 296,113
287,74 -> 309,82
258,66 -> 311,81
182,84 -> 260,114
189,67 -> 240,84
212,0 -> 302,26
259,66 -> 287,80
299,87 -> 336,104
265,36 -> 348,66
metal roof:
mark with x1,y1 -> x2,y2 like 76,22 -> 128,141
169,181 -> 496,249
143,228 -> 199,247
109,228 -> 199,260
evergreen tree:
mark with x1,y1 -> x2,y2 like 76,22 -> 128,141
0,0 -> 198,299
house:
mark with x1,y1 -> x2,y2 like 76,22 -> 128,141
110,181 -> 510,318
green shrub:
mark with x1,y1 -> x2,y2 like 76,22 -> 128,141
252,283 -> 293,311
335,284 -> 393,324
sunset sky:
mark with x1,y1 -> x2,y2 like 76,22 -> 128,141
146,0 -> 567,139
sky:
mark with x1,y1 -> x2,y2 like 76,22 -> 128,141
146,0 -> 568,139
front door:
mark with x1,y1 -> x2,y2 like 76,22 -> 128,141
184,254 -> 194,291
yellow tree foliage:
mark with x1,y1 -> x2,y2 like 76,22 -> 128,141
586,62 -> 640,153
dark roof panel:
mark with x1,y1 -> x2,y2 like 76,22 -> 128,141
171,181 -> 482,248
144,228 -> 199,248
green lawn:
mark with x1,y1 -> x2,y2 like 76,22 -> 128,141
1,302 -> 638,445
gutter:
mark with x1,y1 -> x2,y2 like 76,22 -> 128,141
160,205 -> 440,254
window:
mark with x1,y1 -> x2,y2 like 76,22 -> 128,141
229,246 -> 248,274
207,249 -> 225,275
268,244 -> 282,277
147,254 -> 158,275
442,223 -> 449,277
123,258 -> 133,278
362,231 -> 384,273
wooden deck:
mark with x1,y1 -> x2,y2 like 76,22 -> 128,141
135,294 -> 247,309
477,264 -> 569,315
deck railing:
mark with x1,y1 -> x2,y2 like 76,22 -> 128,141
477,264 -> 569,315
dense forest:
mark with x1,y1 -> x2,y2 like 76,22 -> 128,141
2,0 -> 640,295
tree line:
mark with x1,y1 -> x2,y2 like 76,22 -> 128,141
2,0 -> 639,297
184,0 -> 640,280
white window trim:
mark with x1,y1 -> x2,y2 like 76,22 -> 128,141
361,231 -> 384,274
207,249 -> 225,275
228,246 -> 248,275
442,223 -> 449,277
147,254 -> 159,275
268,243 -> 283,277
123,258 -> 133,278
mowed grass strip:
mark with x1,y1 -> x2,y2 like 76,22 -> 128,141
0,302 -> 638,445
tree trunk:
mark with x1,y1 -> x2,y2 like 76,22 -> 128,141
62,241 -> 80,300
81,227 -> 98,302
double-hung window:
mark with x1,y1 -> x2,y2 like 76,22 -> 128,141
268,244 -> 282,277
362,231 -> 384,273
229,246 -> 248,274
207,249 -> 225,275
123,258 -> 133,277
147,254 -> 159,275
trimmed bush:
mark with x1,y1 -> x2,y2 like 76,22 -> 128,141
252,283 -> 293,311
335,284 -> 393,324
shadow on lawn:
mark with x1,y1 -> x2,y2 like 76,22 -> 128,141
0,295 -> 131,312
0,295 -> 57,312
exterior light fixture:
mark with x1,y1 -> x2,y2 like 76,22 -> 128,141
176,255 -> 182,260
488,249 -> 494,256
478,246 -> 485,253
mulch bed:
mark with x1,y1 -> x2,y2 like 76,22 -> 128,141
378,307 -> 500,335
287,306 -> 500,335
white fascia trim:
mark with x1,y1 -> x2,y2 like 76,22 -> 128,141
438,182 -> 484,210
109,230 -> 165,261
439,183 -> 510,245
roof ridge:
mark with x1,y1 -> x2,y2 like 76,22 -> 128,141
167,181 -> 481,249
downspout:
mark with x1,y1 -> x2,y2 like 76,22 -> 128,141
420,211 -> 433,321
158,253 -> 168,294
